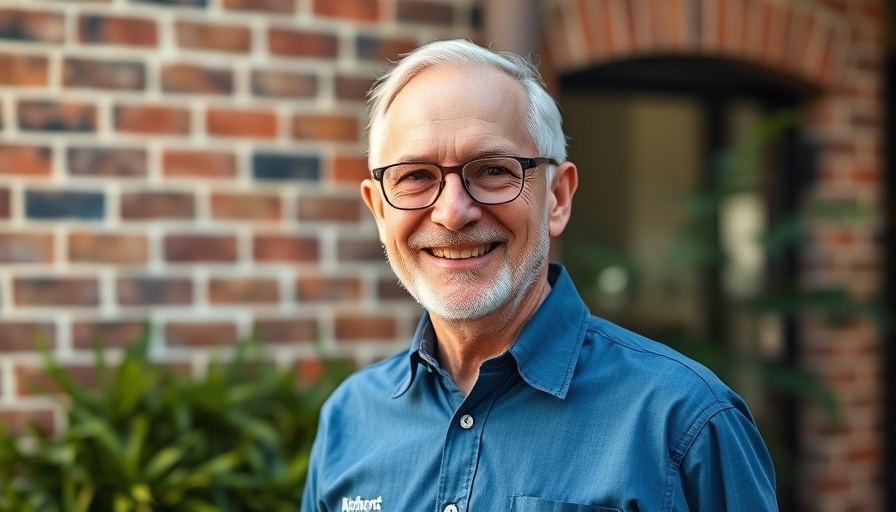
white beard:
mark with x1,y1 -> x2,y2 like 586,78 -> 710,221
387,222 -> 550,321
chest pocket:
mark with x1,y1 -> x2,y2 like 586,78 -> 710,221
510,496 -> 620,512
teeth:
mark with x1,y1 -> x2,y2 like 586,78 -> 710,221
431,245 -> 490,259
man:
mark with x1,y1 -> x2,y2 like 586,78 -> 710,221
302,39 -> 777,511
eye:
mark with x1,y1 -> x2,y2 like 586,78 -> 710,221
388,164 -> 440,186
482,165 -> 511,176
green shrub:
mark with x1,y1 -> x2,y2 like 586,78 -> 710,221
0,328 -> 350,512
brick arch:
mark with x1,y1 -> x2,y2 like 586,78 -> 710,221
541,0 -> 852,92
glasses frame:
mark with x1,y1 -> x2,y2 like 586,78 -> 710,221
370,156 -> 558,211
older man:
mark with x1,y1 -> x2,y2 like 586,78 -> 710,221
302,39 -> 777,512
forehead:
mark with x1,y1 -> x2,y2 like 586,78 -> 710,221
372,64 -> 535,165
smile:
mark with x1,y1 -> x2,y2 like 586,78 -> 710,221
428,243 -> 496,260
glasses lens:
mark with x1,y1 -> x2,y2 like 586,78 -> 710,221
463,157 -> 524,204
382,163 -> 442,209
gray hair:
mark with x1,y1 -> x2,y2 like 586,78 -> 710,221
366,39 -> 567,177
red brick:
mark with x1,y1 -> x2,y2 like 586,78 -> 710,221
0,8 -> 65,43
253,234 -> 319,262
294,358 -> 325,386
356,35 -> 418,62
63,58 -> 145,91
251,69 -> 317,98
297,194 -> 362,222
163,149 -> 236,179
332,154 -> 370,182
16,364 -> 98,396
166,321 -> 238,347
72,320 -> 145,349
296,275 -> 361,302
117,277 -> 192,306
223,0 -> 295,14
397,0 -> 454,25
0,53 -> 49,86
0,322 -> 56,351
175,21 -> 251,53
313,0 -> 380,21
14,277 -> 99,307
292,114 -> 359,141
338,237 -> 384,262
68,147 -> 147,178
0,408 -> 55,436
78,14 -> 158,47
0,144 -> 52,176
268,28 -> 338,58
207,108 -> 277,139
68,231 -> 148,264
115,105 -> 191,135
211,191 -> 281,221
161,63 -> 233,95
335,313 -> 396,341
208,277 -> 279,304
335,74 -> 374,101
121,191 -> 195,220
164,234 -> 237,262
0,232 -> 53,263
0,188 -> 9,218
18,100 -> 96,132
377,277 -> 413,301
253,317 -> 317,343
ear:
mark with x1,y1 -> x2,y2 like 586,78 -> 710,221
361,179 -> 389,245
547,161 -> 578,238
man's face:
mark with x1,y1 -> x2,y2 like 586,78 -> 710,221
362,64 -> 555,321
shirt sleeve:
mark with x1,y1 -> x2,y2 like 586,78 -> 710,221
678,406 -> 779,511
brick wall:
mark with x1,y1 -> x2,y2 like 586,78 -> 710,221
0,0 -> 477,433
542,0 -> 885,510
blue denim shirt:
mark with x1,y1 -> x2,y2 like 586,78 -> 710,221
302,264 -> 777,511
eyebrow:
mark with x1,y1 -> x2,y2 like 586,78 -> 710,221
393,147 -> 520,164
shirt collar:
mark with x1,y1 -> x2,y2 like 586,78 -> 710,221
393,263 -> 591,399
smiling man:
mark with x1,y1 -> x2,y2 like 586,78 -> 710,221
301,40 -> 778,512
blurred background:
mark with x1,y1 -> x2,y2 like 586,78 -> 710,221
0,0 -> 889,510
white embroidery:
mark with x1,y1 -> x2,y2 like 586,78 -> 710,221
341,495 -> 383,511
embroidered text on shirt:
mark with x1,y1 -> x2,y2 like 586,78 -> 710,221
341,495 -> 383,511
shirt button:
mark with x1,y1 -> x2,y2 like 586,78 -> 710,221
444,504 -> 458,512
459,414 -> 474,429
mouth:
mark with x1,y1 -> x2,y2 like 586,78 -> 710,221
427,243 -> 498,260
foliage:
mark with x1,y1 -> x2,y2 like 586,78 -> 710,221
0,328 -> 350,512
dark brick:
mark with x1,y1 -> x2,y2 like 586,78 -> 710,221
377,277 -> 414,301
117,277 -> 192,305
251,70 -> 317,98
0,9 -> 65,43
164,234 -> 237,263
337,237 -> 383,262
223,0 -> 295,13
166,321 -> 237,347
0,189 -> 9,218
68,147 -> 147,178
335,74 -> 374,101
161,63 -> 233,95
0,53 -> 49,86
121,191 -> 194,220
397,0 -> 454,25
14,277 -> 99,307
18,100 -> 96,132
253,317 -> 317,343
356,35 -> 418,62
63,58 -> 145,91
72,320 -> 145,349
268,28 -> 338,59
78,14 -> 158,47
26,190 -> 104,220
252,153 -> 319,181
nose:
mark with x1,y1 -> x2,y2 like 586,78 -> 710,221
430,173 -> 481,230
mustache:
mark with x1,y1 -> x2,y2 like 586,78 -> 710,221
407,227 -> 509,249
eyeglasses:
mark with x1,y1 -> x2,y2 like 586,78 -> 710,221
370,156 -> 557,211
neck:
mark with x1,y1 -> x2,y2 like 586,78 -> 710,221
430,274 -> 551,395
